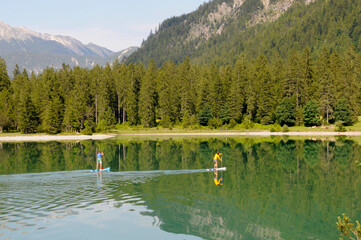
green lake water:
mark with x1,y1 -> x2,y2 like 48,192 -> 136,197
0,136 -> 361,239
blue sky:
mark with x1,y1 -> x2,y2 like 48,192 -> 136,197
0,0 -> 206,52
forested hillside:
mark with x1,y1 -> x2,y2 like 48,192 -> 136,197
0,44 -> 360,133
127,0 -> 361,66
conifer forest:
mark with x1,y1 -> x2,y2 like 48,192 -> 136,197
0,45 -> 360,134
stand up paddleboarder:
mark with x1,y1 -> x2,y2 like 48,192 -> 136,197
213,152 -> 222,169
96,152 -> 104,170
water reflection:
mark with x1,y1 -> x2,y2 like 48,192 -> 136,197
97,171 -> 104,190
213,170 -> 223,186
0,137 -> 361,240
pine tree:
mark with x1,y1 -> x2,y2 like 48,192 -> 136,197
125,63 -> 143,125
284,50 -> 302,107
316,48 -> 335,125
255,54 -> 275,124
270,50 -> 284,109
13,64 -> 21,78
303,99 -> 321,127
245,59 -> 258,120
329,51 -> 344,101
228,54 -> 247,122
157,60 -> 179,124
63,67 -> 91,132
113,60 -> 128,124
334,97 -> 353,126
299,47 -> 315,104
18,94 -> 39,133
0,57 -> 10,92
209,63 -> 223,118
275,97 -> 296,126
0,89 -> 11,132
196,66 -> 212,115
198,104 -> 213,126
179,57 -> 197,123
139,59 -> 158,127
43,95 -> 64,134
343,46 -> 361,122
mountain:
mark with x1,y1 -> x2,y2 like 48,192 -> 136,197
127,0 -> 361,66
0,20 -> 138,75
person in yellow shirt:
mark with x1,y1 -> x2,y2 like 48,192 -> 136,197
214,170 -> 222,186
213,152 -> 222,169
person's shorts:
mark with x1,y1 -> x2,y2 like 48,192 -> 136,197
213,159 -> 217,162
97,158 -> 102,163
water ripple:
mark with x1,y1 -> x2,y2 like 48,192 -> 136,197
0,170 -> 151,239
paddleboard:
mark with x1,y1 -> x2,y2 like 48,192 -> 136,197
206,167 -> 226,172
90,167 -> 110,172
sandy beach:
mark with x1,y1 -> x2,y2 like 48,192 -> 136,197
1,131 -> 361,142
0,134 -> 115,142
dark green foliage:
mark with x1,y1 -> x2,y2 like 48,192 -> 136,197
43,95 -> 64,134
0,89 -> 12,132
139,60 -> 158,127
275,97 -> 296,126
335,97 -> 353,126
303,100 -> 321,127
80,120 -> 93,135
255,54 -> 275,124
160,115 -> 172,128
198,104 -> 213,126
208,118 -> 223,129
127,0 -> 361,68
316,48 -> 336,124
228,119 -> 237,129
0,58 -> 10,92
18,95 -> 39,133
220,104 -> 231,124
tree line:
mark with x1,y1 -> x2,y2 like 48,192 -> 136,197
0,46 -> 360,134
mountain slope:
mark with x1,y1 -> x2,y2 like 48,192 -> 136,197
0,20 -> 138,74
127,0 -> 360,66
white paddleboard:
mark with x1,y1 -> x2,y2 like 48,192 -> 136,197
206,167 -> 226,172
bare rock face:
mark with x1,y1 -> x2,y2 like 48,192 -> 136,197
187,0 -> 316,42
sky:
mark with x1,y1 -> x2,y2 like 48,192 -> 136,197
0,0 -> 207,52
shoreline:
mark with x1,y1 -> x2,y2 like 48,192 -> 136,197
0,134 -> 114,142
1,131 -> 361,141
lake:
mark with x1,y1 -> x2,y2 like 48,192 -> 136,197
0,136 -> 360,240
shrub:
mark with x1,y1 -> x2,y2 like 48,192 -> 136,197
270,123 -> 281,132
228,119 -> 237,129
335,121 -> 347,132
160,116 -> 172,128
81,126 -> 93,135
240,116 -> 254,129
81,121 -> 93,135
208,118 -> 223,129
282,124 -> 289,132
